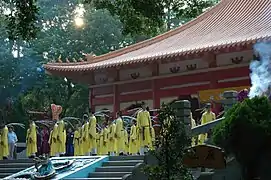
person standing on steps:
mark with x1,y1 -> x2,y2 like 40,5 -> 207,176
56,118 -> 66,157
198,103 -> 216,144
115,111 -> 125,156
26,119 -> 37,158
108,117 -> 116,156
8,126 -> 17,159
136,102 -> 152,155
129,119 -> 138,155
73,124 -> 81,156
49,122 -> 58,157
82,114 -> 89,155
89,110 -> 97,156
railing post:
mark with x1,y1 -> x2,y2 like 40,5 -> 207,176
222,91 -> 238,112
171,100 -> 191,136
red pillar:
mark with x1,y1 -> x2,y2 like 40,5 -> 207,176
113,84 -> 120,117
89,88 -> 95,112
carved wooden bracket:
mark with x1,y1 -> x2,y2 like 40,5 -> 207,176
231,56 -> 244,64
169,66 -> 180,73
99,77 -> 108,83
186,64 -> 197,71
130,72 -> 140,79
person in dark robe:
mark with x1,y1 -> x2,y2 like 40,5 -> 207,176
37,129 -> 42,156
41,127 -> 50,155
65,128 -> 74,156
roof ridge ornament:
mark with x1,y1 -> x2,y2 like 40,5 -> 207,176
57,55 -> 62,63
84,52 -> 96,62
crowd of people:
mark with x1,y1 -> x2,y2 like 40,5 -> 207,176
0,94 -> 235,160
25,102 -> 156,158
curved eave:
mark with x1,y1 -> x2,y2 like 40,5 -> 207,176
44,36 -> 270,73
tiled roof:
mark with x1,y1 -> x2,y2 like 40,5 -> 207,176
44,0 -> 271,72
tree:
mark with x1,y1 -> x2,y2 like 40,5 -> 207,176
3,0 -> 219,40
145,103 -> 192,180
212,96 -> 271,180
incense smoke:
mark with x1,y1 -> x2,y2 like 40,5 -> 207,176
249,42 -> 271,98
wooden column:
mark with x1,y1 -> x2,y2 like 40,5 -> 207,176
152,63 -> 160,108
113,70 -> 120,116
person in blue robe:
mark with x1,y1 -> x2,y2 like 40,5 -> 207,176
65,128 -> 74,156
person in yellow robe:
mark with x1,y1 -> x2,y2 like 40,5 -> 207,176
115,111 -> 125,155
99,123 -> 109,155
129,120 -> 138,155
136,102 -> 152,155
1,122 -> 9,159
191,112 -> 197,146
198,103 -> 216,144
49,123 -> 58,157
56,119 -> 66,156
0,133 -> 2,160
79,125 -> 84,156
124,128 -> 129,154
26,120 -> 37,158
96,131 -> 100,155
108,118 -> 116,156
89,111 -> 97,155
82,114 -> 90,155
73,125 -> 81,156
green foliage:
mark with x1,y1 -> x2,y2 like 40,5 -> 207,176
2,0 -> 39,40
145,103 -> 192,180
2,0 -> 218,40
212,96 -> 271,172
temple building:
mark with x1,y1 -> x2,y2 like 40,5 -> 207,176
44,0 -> 271,116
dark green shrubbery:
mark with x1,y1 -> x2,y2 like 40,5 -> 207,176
213,96 -> 271,179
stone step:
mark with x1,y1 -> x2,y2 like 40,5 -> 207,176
89,172 -> 131,178
0,172 -> 13,179
103,160 -> 143,167
96,166 -> 134,172
0,163 -> 34,168
0,159 -> 34,163
64,178 -> 122,180
0,167 -> 26,173
109,155 -> 144,161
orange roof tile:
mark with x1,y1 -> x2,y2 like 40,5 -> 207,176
44,0 -> 271,72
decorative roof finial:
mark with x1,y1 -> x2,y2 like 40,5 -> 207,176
57,55 -> 62,63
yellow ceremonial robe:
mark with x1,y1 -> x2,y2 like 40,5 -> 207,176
82,122 -> 89,154
89,116 -> 97,152
191,116 -> 197,146
0,134 -> 2,160
57,120 -> 66,154
108,123 -> 116,153
124,129 -> 129,154
96,133 -> 100,155
198,111 -> 216,144
99,128 -> 109,155
73,130 -> 81,156
129,125 -> 138,154
79,127 -> 84,155
49,124 -> 58,157
115,118 -> 125,154
137,110 -> 152,147
26,123 -> 37,157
